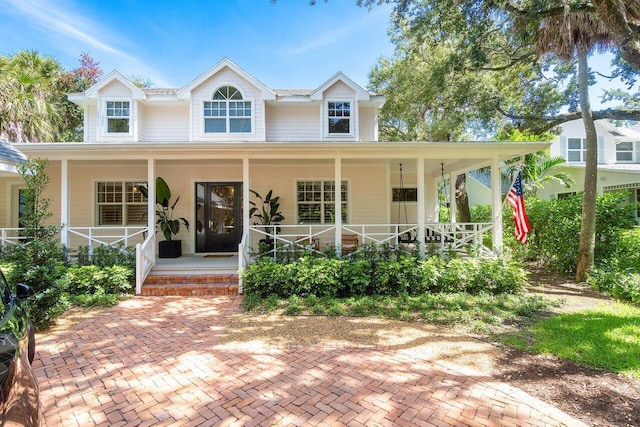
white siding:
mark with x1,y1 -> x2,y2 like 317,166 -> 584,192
101,80 -> 133,97
189,68 -> 266,142
322,81 -> 358,142
137,103 -> 146,141
86,105 -> 98,142
142,104 -> 190,141
358,107 -> 376,141
265,104 -> 319,141
324,81 -> 356,99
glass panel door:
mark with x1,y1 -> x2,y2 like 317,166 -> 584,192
195,182 -> 242,252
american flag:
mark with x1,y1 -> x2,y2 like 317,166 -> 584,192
506,172 -> 531,244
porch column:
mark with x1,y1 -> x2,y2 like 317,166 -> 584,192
425,174 -> 438,222
60,159 -> 69,248
417,158 -> 425,257
147,159 -> 156,239
491,156 -> 503,253
449,171 -> 457,223
334,157 -> 342,255
243,157 -> 250,247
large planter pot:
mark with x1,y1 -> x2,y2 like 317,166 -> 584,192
159,240 -> 182,258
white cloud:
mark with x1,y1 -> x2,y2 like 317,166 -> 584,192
5,0 -> 172,86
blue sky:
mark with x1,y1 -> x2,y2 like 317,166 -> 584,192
0,0 -> 633,110
0,0 -> 394,90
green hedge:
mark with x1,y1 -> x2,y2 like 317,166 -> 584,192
242,256 -> 527,298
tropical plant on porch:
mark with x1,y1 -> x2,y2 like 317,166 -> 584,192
140,177 -> 189,257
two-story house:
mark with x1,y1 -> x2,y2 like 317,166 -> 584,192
539,119 -> 640,216
0,58 -> 547,293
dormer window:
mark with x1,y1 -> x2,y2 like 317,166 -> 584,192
204,86 -> 252,133
106,101 -> 130,133
327,101 -> 351,134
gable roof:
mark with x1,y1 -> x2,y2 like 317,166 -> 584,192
177,58 -> 276,100
0,140 -> 27,175
310,72 -> 370,101
80,70 -> 146,99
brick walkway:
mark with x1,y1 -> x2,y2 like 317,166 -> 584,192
34,297 -> 586,427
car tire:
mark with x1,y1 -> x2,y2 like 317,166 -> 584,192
28,322 -> 35,365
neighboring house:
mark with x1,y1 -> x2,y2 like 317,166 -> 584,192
0,58 -> 547,293
539,119 -> 640,218
0,139 -> 27,177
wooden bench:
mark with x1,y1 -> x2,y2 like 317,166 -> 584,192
341,234 -> 359,253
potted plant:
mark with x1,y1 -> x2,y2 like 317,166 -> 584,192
140,177 -> 190,258
249,189 -> 284,252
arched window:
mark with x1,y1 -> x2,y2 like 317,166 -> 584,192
204,86 -> 251,133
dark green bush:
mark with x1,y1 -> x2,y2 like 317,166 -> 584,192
521,192 -> 636,274
76,244 -> 136,269
242,256 -> 527,298
587,268 -> 640,305
59,265 -> 134,296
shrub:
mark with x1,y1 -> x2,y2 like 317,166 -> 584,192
76,244 -> 136,269
588,268 -> 640,305
58,265 -> 134,296
242,255 -> 527,298
521,192 -> 636,274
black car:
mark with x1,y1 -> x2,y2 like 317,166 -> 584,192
0,268 -> 40,426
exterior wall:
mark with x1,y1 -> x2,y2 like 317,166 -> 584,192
142,104 -> 190,141
550,119 -> 631,165
538,166 -> 640,200
466,175 -> 492,207
189,68 -> 266,142
137,103 -> 146,142
358,107 -> 376,142
265,104 -> 320,141
86,105 -> 98,142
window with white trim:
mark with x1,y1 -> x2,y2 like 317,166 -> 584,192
297,180 -> 348,224
327,101 -> 351,134
105,101 -> 130,133
204,86 -> 251,133
96,181 -> 147,225
616,141 -> 634,162
567,137 -> 587,162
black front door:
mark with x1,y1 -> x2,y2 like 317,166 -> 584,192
195,182 -> 242,252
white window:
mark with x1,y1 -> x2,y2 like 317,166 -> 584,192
567,137 -> 587,162
616,141 -> 634,162
97,181 -> 147,226
105,101 -> 130,133
297,181 -> 348,224
327,101 -> 351,134
204,86 -> 251,133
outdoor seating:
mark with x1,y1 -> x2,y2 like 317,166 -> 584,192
341,234 -> 359,253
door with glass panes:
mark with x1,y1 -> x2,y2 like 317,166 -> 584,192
195,183 -> 241,252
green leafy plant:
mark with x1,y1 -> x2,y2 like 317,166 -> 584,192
249,189 -> 285,231
140,177 -> 190,241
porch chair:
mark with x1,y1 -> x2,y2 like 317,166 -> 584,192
341,233 -> 359,254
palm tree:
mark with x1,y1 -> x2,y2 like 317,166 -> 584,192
0,50 -> 63,142
534,11 -> 612,281
521,154 -> 573,198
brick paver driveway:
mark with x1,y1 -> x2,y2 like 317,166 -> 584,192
34,297 -> 586,426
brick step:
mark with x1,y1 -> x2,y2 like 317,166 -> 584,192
141,274 -> 239,296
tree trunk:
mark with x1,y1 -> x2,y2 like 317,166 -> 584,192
455,174 -> 472,223
576,50 -> 598,282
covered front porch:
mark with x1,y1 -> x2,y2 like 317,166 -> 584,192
2,140 -> 548,294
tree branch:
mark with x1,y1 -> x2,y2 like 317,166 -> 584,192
497,107 -> 640,133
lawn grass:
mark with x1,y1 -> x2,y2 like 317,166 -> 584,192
242,292 -> 555,334
502,302 -> 640,378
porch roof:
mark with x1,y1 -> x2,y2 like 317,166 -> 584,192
13,140 -> 549,176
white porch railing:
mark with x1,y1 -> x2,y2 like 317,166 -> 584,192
67,226 -> 147,253
248,222 -> 494,258
0,228 -> 26,247
238,232 -> 250,294
135,233 -> 156,295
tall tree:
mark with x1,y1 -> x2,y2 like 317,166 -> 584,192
0,50 -> 63,142
534,11 -> 612,280
58,53 -> 103,141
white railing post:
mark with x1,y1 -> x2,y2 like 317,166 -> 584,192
88,228 -> 94,255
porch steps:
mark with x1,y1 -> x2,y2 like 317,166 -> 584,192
141,273 -> 239,296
